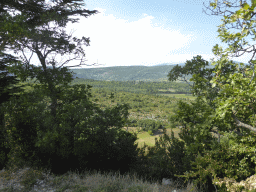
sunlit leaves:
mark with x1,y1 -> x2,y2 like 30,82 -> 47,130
164,2 -> 256,188
243,3 -> 250,10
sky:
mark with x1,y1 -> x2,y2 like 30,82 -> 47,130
19,0 -> 256,68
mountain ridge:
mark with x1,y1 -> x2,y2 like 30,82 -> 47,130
69,61 -> 249,81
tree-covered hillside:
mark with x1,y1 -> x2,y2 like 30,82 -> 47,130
69,61 -> 249,82
69,65 -> 186,81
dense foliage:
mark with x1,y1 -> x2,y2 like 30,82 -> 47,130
136,119 -> 164,135
0,52 -> 25,170
1,83 -> 142,176
0,0 -> 141,178
1,1 -> 256,192
161,0 -> 256,190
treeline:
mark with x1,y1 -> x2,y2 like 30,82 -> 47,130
71,78 -> 192,95
131,119 -> 164,135
69,65 -> 190,82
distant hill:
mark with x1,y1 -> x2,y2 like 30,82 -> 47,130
68,60 -> 249,82
3,60 -> 249,82
69,64 -> 187,82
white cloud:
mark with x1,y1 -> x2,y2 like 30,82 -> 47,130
66,8 -> 197,67
9,6 -> 252,70
7,5 -> 254,69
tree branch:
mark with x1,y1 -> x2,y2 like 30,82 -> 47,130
231,112 -> 256,133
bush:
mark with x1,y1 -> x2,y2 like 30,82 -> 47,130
1,90 -> 49,171
128,128 -> 195,190
128,119 -> 137,127
148,130 -> 153,136
1,84 -> 141,178
0,135 -> 11,170
0,107 -> 11,170
181,132 -> 256,192
74,125 -> 140,176
136,119 -> 163,133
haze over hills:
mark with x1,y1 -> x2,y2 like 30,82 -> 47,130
69,61 -> 250,82
70,65 -> 180,82
3,61 -> 250,82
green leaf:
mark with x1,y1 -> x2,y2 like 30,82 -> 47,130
243,29 -> 249,35
243,3 -> 250,10
210,2 -> 217,9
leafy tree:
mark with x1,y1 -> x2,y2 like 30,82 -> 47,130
0,0 -> 99,172
202,0 -> 256,133
136,119 -> 163,134
1,0 -> 98,118
2,83 -> 140,177
0,1 -> 141,178
0,51 -> 25,169
0,53 -> 23,104
127,126 -> 200,191
166,56 -> 228,190
168,55 -> 238,147
164,1 -> 256,190
0,6 -> 28,169
167,56 -> 256,191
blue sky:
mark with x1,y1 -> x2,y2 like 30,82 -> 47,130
21,0 -> 254,68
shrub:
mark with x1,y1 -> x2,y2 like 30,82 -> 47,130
148,130 -> 153,136
181,131 -> 256,192
136,119 -> 163,133
1,90 -> 49,171
128,119 -> 137,127
0,116 -> 11,170
2,84 -> 142,179
74,125 -> 140,176
128,128 -> 194,189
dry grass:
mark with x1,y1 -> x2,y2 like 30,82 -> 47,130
0,153 -> 205,192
